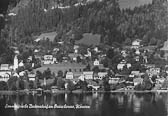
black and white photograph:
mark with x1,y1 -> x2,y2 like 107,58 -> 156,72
1,0 -> 168,116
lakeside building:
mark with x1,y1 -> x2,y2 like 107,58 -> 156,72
94,72 -> 107,80
83,71 -> 94,80
43,55 -> 56,64
0,64 -> 12,82
28,73 -> 36,81
66,72 -> 74,80
93,59 -> 100,66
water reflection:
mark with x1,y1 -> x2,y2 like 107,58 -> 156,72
0,92 -> 168,116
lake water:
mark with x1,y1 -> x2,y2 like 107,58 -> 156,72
0,92 -> 168,116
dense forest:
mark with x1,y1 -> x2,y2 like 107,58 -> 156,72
0,0 -> 168,63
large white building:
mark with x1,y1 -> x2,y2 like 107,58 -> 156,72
0,64 -> 12,82
43,55 -> 56,64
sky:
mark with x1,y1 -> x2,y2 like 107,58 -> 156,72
119,0 -> 153,9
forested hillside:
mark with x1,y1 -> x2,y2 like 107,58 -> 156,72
0,0 -> 168,63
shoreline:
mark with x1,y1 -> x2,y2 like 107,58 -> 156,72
0,90 -> 167,95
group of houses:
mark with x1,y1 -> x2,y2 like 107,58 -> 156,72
1,30 -> 168,91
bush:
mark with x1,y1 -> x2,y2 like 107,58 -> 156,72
67,80 -> 75,91
0,81 -> 8,90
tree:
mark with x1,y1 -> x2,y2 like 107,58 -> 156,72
57,77 -> 65,89
124,38 -> 132,45
106,48 -> 114,59
36,70 -> 43,79
67,80 -> 75,91
0,81 -> 8,90
149,37 -> 157,45
18,80 -> 25,90
102,76 -> 110,91
57,70 -> 63,78
92,66 -> 100,74
7,76 -> 18,90
43,68 -> 52,79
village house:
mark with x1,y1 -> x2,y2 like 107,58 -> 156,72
68,53 -> 82,62
121,50 -> 127,57
0,64 -> 12,82
28,73 -> 36,81
43,55 -> 56,64
66,72 -> 74,80
19,61 -> 24,67
93,59 -> 100,66
83,71 -> 93,80
146,67 -> 160,77
74,45 -> 79,53
117,60 -> 131,70
117,60 -> 126,70
109,78 -> 120,84
133,77 -> 143,86
131,39 -> 142,49
97,72 -> 107,80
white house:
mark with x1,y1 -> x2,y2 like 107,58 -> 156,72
0,64 -> 12,82
93,59 -> 100,66
66,72 -> 74,80
132,39 -> 141,49
28,73 -> 36,81
43,55 -> 55,64
121,50 -> 127,57
0,64 -> 10,71
109,78 -> 120,84
19,61 -> 24,67
74,45 -> 79,53
133,78 -> 143,86
117,60 -> 126,70
83,71 -> 93,80
135,49 -> 140,55
79,74 -> 85,81
97,72 -> 107,80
